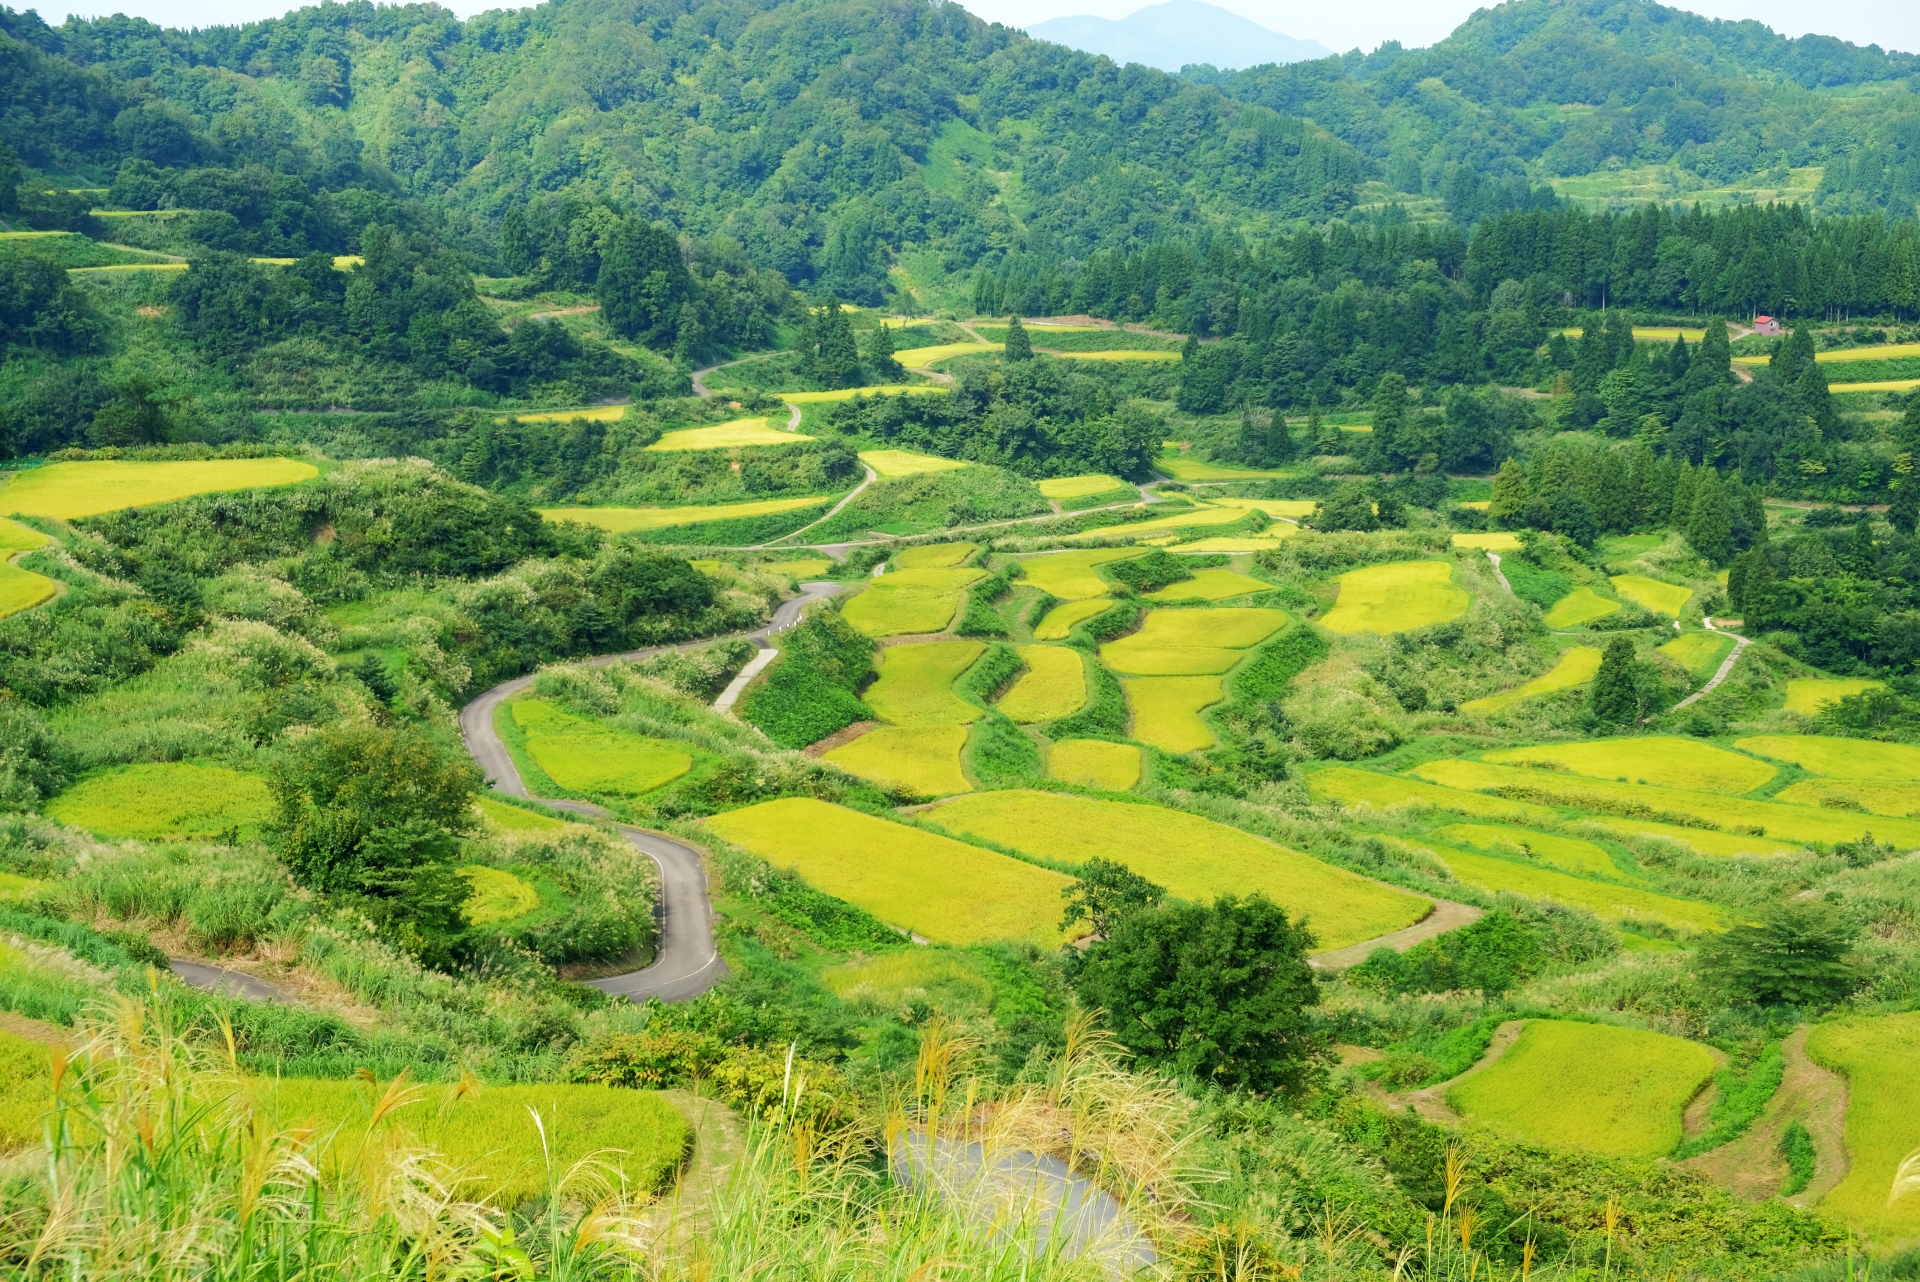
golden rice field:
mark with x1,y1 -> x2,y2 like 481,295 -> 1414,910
535,496 -> 826,532
863,640 -> 986,725
781,385 -> 949,403
510,404 -> 628,423
1774,776 -> 1920,818
1100,607 -> 1288,675
1154,453 -> 1295,482
1542,587 -> 1621,627
1,458 -> 319,519
1609,573 -> 1692,616
1734,734 -> 1920,780
1320,561 -> 1468,635
821,725 -> 972,796
1143,567 -> 1269,601
929,791 -> 1431,951
645,418 -> 805,451
1015,549 -> 1142,599
459,866 -> 542,925
893,542 -> 977,569
1783,678 -> 1884,715
858,449 -> 971,478
894,341 -> 1001,366
1063,504 -> 1250,541
759,558 -> 834,578
1037,474 -> 1127,500
510,700 -> 693,795
44,762 -> 275,839
1827,378 -> 1920,394
1050,350 -> 1180,362
1306,766 -> 1558,823
1558,326 -> 1707,343
1805,1012 -> 1920,1237
1434,823 -> 1620,877
1401,837 -> 1730,933
1123,675 -> 1223,753
1166,533 -> 1297,552
1660,631 -> 1733,679
1731,341 -> 1920,366
1033,597 -> 1115,640
842,566 -> 984,637
704,797 -> 1074,944
1449,1021 -> 1715,1159
0,518 -> 55,619
1452,532 -> 1524,550
474,797 -> 574,834
1480,736 -> 1777,794
995,645 -> 1087,722
1579,815 -> 1803,858
1048,739 -> 1141,790
1206,497 -> 1318,519
1461,646 -> 1602,713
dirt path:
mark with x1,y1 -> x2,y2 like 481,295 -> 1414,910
760,465 -> 878,546
1373,1020 -> 1528,1125
1485,551 -> 1514,594
527,304 -> 601,322
1672,618 -> 1750,711
651,1088 -> 747,1221
1311,899 -> 1485,971
1682,1027 -> 1850,1206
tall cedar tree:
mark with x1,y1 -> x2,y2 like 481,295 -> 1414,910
1489,458 -> 1528,526
1686,467 -> 1734,565
598,218 -> 694,349
866,321 -> 901,378
1003,315 -> 1032,362
1589,635 -> 1640,726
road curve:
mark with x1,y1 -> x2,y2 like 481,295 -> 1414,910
458,581 -> 847,1003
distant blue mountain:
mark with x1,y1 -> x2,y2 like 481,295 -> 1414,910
1026,0 -> 1331,73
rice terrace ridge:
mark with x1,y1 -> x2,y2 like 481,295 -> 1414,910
2,0 -> 1920,1273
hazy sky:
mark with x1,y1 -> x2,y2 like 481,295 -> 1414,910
43,0 -> 1920,58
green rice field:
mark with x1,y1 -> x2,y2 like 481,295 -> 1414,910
1123,675 -> 1223,753
1774,777 -> 1920,818
929,791 -> 1431,951
1479,737 -> 1777,794
1783,678 -> 1884,715
759,558 -> 834,579
1434,823 -> 1620,877
1037,474 -> 1126,500
509,700 -> 694,795
1100,607 -> 1287,675
1609,574 -> 1692,616
862,640 -> 986,725
1461,647 -> 1601,713
1015,550 -> 1142,599
45,762 -> 275,839
1048,739 -> 1141,790
893,542 -> 977,569
1,459 -> 320,520
645,418 -> 805,451
1306,767 -> 1558,823
1154,452 -> 1297,482
842,567 -> 984,637
1062,504 -> 1252,541
1805,1011 -> 1920,1237
1449,1021 -> 1715,1158
535,496 -> 826,532
1734,734 -> 1920,780
1660,631 -> 1733,679
1453,532 -> 1523,550
704,797 -> 1074,944
459,866 -> 542,925
475,797 -> 574,833
822,725 -> 972,795
858,449 -> 970,478
1320,562 -> 1468,635
1542,587 -> 1621,627
0,518 -> 55,619
995,645 -> 1086,722
1142,567 -> 1268,601
1033,597 -> 1114,639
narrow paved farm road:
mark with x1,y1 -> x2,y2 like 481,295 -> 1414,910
1672,618 -> 1750,711
760,465 -> 877,547
1310,898 -> 1485,971
168,960 -> 291,1004
458,581 -> 846,1004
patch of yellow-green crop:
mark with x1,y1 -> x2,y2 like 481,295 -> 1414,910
1,459 -> 319,520
0,872 -> 46,902
1659,631 -> 1733,680
510,700 -> 693,795
45,763 -> 274,839
864,640 -> 986,725
0,517 -> 55,619
1306,767 -> 1558,823
1168,533 -> 1297,552
931,792 -> 1430,951
1037,474 -> 1126,500
1775,777 -> 1920,818
0,1026 -> 52,1148
704,797 -> 1073,944
1449,1021 -> 1715,1159
1542,587 -> 1620,627
895,341 -> 1001,366
1206,497 -> 1317,519
1052,350 -> 1180,362
1434,823 -> 1619,877
1015,550 -> 1142,599
842,567 -> 984,637
1734,734 -> 1920,780
1609,574 -> 1692,616
1143,567 -> 1268,601
1579,816 -> 1803,859
1806,1011 -> 1920,1238
759,558 -> 834,578
893,542 -> 977,569
1452,532 -> 1523,550
1099,607 -> 1288,677
822,725 -> 972,796
858,449 -> 970,478
645,418 -> 806,451
510,404 -> 627,423
459,866 -> 541,925
535,496 -> 826,532
1783,678 -> 1885,716
1154,452 -> 1296,482
1399,838 -> 1728,933
820,950 -> 994,1011
1461,647 -> 1602,713
996,646 -> 1086,722
1062,504 -> 1251,541
1320,561 -> 1468,635
782,385 -> 948,403
251,1078 -> 688,1207
1123,676 -> 1223,752
1033,598 -> 1115,640
474,797 -> 574,834
1480,737 -> 1776,795
1048,739 -> 1140,790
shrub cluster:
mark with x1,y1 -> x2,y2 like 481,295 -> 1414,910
738,611 -> 875,749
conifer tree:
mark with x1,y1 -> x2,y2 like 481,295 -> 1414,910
1004,314 -> 1032,362
1890,480 -> 1920,537
1684,320 -> 1733,394
1370,372 -> 1410,470
1488,458 -> 1529,527
1589,635 -> 1640,727
1686,468 -> 1734,565
866,320 -> 901,377
1308,399 -> 1332,454
1669,459 -> 1697,528
1742,554 -> 1780,627
1843,517 -> 1877,576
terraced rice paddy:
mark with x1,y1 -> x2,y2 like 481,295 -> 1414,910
863,640 -> 986,725
0,518 -> 55,618
1,458 -> 320,519
1154,453 -> 1296,482
45,763 -> 275,839
1037,474 -> 1127,500
1052,350 -> 1180,362
1016,550 -> 1142,599
1101,607 -> 1287,675
511,404 -> 628,423
893,542 -> 977,569
1805,1012 -> 1920,1236
782,385 -> 948,403
1449,1021 -> 1715,1158
535,497 -> 826,532
1461,647 -> 1602,713
704,797 -> 1074,944
1660,631 -> 1734,679
1404,838 -> 1730,933
509,700 -> 694,795
1206,497 -> 1317,519
1063,505 -> 1252,540
1033,598 -> 1115,639
1541,587 -> 1620,627
1434,823 -> 1619,877
858,449 -> 971,478
1306,767 -> 1558,823
1167,533 -> 1296,552
894,341 -> 1001,366
1048,739 -> 1141,790
1480,737 -> 1777,794
1452,532 -> 1524,550
929,791 -> 1431,951
1609,574 -> 1692,615
1144,567 -> 1269,601
822,725 -> 972,795
995,646 -> 1087,722
759,558 -> 834,578
1734,734 -> 1920,779
1580,815 -> 1803,858
1774,776 -> 1920,818
645,418 -> 805,451
1320,561 -> 1468,635
1783,678 -> 1884,715
842,566 -> 984,636
1123,675 -> 1224,752
475,797 -> 574,833
460,866 -> 542,925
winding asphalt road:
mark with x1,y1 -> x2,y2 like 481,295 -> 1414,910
458,581 -> 847,1003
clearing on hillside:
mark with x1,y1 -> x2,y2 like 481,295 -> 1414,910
1143,567 -> 1269,601
1037,474 -> 1127,500
1480,737 -> 1776,795
1,459 -> 320,520
1660,631 -> 1734,679
822,725 -> 972,796
1449,1021 -> 1715,1159
842,566 -> 984,637
1396,837 -> 1729,933
1123,675 -> 1224,753
893,542 -> 978,569
1434,823 -> 1619,877
1207,497 -> 1316,518
929,791 -> 1431,952
534,497 -> 827,532
1783,678 -> 1885,715
1805,1012 -> 1920,1238
894,341 -> 1001,366
1320,562 -> 1468,635
1015,550 -> 1143,599
858,449 -> 971,478
1580,815 -> 1803,858
1048,739 -> 1141,790
509,700 -> 693,795
1452,532 -> 1523,550
1154,452 -> 1295,482
1306,767 -> 1557,824
1542,587 -> 1620,627
1609,574 -> 1692,616
45,763 -> 274,839
1033,597 -> 1114,639
1734,734 -> 1920,780
1100,607 -> 1288,675
759,558 -> 834,578
1461,647 -> 1602,713
995,646 -> 1087,722
704,797 -> 1074,944
645,419 -> 805,451
820,951 -> 995,1012
862,640 -> 986,725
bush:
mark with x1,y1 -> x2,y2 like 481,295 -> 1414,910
955,570 -> 1013,637
738,611 -> 875,749
1348,910 -> 1543,997
1106,549 -> 1198,595
964,713 -> 1043,788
